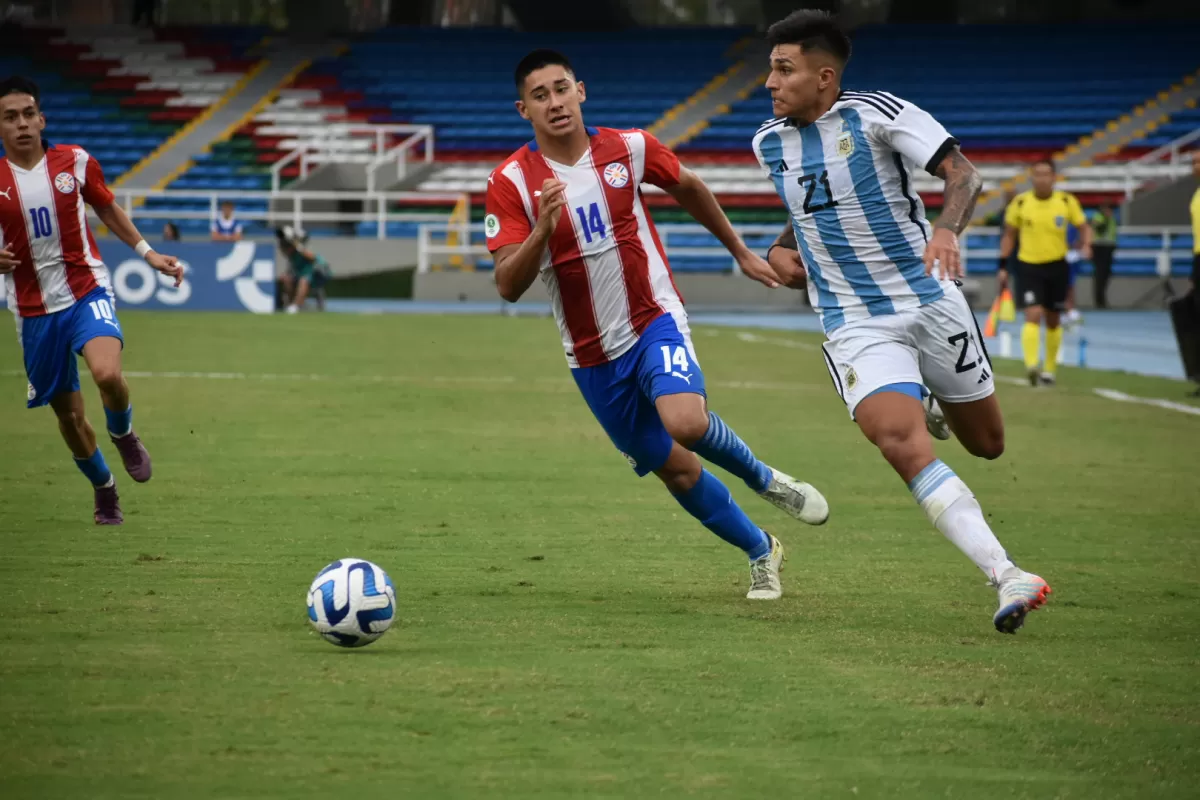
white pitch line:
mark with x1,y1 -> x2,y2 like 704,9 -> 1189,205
1093,388 -> 1200,417
1,369 -> 815,393
735,331 -> 817,351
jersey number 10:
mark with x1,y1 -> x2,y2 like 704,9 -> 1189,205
29,206 -> 53,239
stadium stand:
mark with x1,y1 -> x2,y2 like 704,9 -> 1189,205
0,22 -> 269,237
685,24 -> 1200,155
318,26 -> 748,151
78,21 -> 1193,274
164,26 -> 753,237
0,24 -> 266,183
95,26 -> 277,236
0,26 -> 180,182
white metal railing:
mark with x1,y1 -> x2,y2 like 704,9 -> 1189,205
1124,128 -> 1200,198
103,189 -> 467,241
417,222 -> 1195,275
418,160 -> 1194,198
367,128 -> 436,193
959,225 -> 1193,274
269,124 -> 435,193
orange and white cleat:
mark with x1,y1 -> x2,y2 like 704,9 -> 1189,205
993,568 -> 1051,634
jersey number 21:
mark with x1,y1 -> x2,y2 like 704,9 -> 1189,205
798,171 -> 838,214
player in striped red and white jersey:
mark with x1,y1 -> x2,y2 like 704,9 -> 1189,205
485,50 -> 829,600
0,76 -> 183,525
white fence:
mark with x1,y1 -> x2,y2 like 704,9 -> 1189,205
103,189 -> 466,240
417,222 -> 1195,274
268,124 -> 436,193
1124,128 -> 1200,198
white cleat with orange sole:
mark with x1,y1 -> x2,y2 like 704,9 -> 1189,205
993,568 -> 1052,633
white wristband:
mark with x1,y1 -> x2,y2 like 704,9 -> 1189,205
134,240 -> 153,259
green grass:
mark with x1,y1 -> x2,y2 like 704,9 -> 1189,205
1,312 -> 1197,799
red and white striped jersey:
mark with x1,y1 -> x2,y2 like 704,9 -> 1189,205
0,145 -> 114,318
485,127 -> 686,368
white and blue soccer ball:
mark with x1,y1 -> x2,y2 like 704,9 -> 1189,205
306,558 -> 396,648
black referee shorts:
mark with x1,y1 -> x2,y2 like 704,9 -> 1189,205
1016,259 -> 1070,311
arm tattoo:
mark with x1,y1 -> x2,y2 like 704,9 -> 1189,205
772,222 -> 797,251
933,148 -> 982,235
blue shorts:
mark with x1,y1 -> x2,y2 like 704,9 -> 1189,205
572,313 -> 706,477
17,286 -> 124,408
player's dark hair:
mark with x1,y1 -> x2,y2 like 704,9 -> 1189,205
0,75 -> 40,108
514,49 -> 574,95
1032,157 -> 1056,172
766,9 -> 851,66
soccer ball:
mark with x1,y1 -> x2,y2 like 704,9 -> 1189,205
306,558 -> 396,648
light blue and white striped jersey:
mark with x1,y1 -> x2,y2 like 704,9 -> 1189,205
752,91 -> 958,334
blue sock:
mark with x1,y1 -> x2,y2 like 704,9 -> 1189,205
75,448 -> 113,487
105,404 -> 133,438
689,411 -> 773,493
672,469 -> 770,560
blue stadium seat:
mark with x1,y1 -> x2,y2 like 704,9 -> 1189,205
303,27 -> 748,153
683,23 -> 1200,152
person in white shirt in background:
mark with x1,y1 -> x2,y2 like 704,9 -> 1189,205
210,200 -> 242,242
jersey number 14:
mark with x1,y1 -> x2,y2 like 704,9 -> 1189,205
574,202 -> 608,244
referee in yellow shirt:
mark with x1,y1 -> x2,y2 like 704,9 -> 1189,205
998,159 -> 1092,385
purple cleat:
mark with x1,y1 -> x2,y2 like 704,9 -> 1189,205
94,482 -> 123,525
110,430 -> 152,483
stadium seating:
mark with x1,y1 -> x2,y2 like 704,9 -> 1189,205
0,28 -> 171,181
86,25 -> 272,235
302,26 -> 748,152
685,24 -> 1200,153
0,24 -> 265,188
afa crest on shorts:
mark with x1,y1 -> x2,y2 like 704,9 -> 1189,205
54,172 -> 76,194
603,162 -> 629,188
843,365 -> 859,391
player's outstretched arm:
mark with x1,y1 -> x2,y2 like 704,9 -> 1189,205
94,202 -> 184,287
493,178 -> 566,303
924,147 -> 982,280
664,167 -> 779,288
997,224 -> 1018,289
765,223 -> 807,290
1072,197 -> 1093,260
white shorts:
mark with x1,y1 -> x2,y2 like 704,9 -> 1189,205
820,289 -> 994,418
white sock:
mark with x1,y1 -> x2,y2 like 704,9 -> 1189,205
908,460 -> 1015,583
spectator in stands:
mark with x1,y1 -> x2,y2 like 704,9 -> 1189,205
161,222 -> 180,242
1089,203 -> 1118,309
276,226 -> 331,314
211,201 -> 243,242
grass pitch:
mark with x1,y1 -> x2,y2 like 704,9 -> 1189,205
1,311 -> 1197,799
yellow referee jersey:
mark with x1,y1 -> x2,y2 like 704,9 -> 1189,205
1004,189 -> 1086,264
